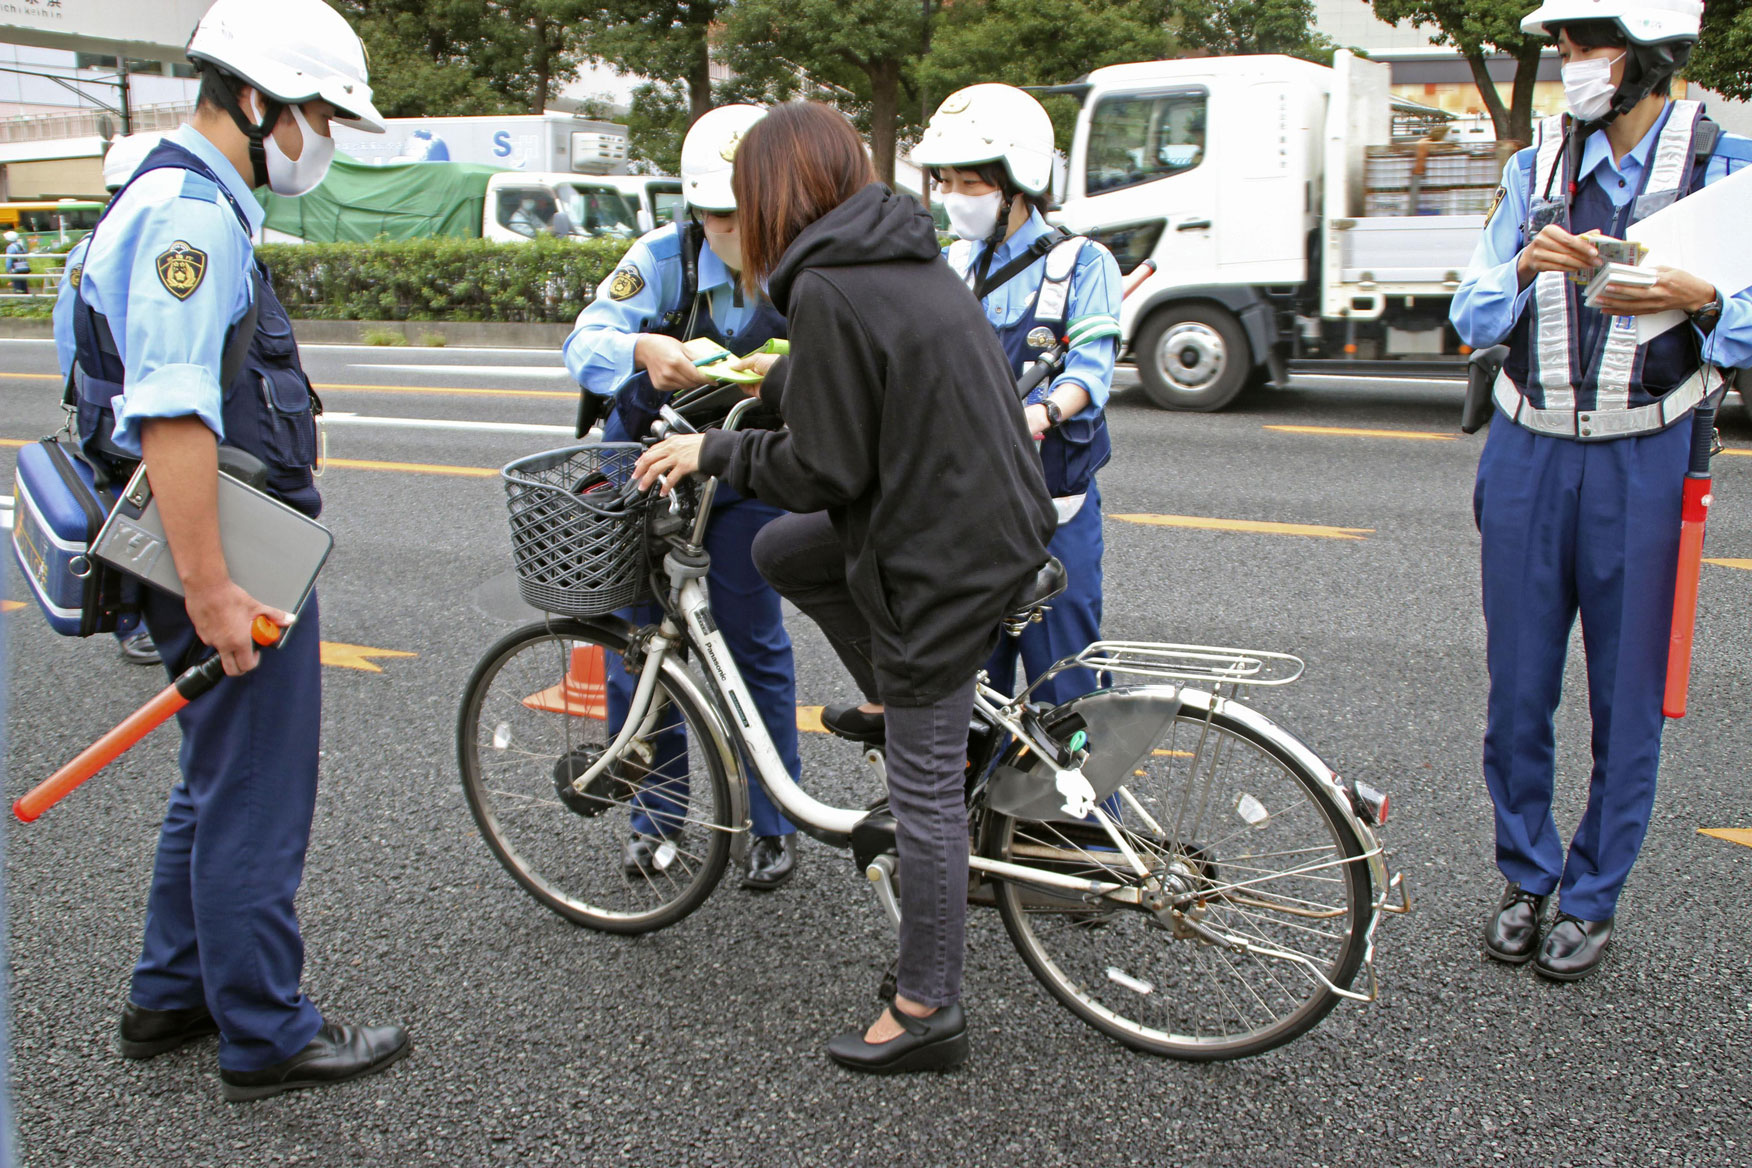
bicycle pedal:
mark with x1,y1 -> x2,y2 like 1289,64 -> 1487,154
877,962 -> 898,1003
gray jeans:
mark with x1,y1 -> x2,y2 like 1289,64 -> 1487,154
885,683 -> 975,1009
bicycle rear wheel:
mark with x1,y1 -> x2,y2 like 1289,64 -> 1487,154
458,619 -> 733,934
991,693 -> 1370,1060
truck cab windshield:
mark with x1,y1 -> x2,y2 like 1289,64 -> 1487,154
1086,92 -> 1207,195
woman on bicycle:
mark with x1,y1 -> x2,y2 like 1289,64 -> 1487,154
562,104 -> 805,891
813,84 -> 1121,746
633,102 -> 1056,1073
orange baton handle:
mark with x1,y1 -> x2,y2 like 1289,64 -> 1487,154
14,615 -> 283,823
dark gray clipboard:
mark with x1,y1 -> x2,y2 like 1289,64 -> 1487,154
88,464 -> 331,647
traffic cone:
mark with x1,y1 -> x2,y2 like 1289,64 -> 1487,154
523,644 -> 607,719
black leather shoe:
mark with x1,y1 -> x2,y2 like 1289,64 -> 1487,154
827,1000 -> 968,1074
219,1021 -> 410,1102
117,629 -> 161,666
741,834 -> 796,890
821,703 -> 885,746
1534,913 -> 1614,982
118,1000 -> 219,1060
623,832 -> 680,878
1484,881 -> 1550,964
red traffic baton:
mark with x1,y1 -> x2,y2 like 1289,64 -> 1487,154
15,615 -> 283,822
1663,396 -> 1720,719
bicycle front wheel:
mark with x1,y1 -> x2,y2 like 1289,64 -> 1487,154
991,694 -> 1370,1060
458,619 -> 733,934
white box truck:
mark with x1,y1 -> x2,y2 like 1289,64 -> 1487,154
1055,50 -> 1493,410
332,113 -> 631,175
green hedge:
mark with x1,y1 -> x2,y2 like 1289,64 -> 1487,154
256,235 -> 634,323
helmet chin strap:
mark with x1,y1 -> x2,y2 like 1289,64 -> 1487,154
207,70 -> 282,189
1583,40 -> 1695,134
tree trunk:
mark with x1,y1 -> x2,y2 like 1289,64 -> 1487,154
1506,40 -> 1545,147
1465,50 -> 1513,141
532,18 -> 552,114
868,57 -> 900,186
687,33 -> 713,125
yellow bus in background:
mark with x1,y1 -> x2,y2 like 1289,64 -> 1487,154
0,199 -> 105,247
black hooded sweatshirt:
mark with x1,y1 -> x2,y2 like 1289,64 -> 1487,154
699,183 -> 1056,706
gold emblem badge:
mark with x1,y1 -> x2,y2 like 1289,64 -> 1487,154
940,93 -> 971,115
1484,186 -> 1506,226
1026,326 -> 1057,350
719,130 -> 744,163
68,263 -> 82,290
155,241 -> 207,301
605,267 -> 646,301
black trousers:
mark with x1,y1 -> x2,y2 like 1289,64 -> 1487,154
753,510 -> 972,1006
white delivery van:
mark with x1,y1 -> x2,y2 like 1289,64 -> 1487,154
1056,50 -> 1498,410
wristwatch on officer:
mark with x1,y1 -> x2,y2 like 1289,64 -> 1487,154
1043,399 -> 1065,429
1691,288 -> 1723,332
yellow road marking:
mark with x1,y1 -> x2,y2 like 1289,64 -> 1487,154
1112,513 -> 1373,541
1699,827 -> 1752,849
1705,558 -> 1752,571
320,642 -> 418,673
1720,448 -> 1752,458
1,438 -> 25,448
323,456 -> 496,478
0,370 -> 571,400
798,705 -> 825,733
1152,748 -> 1195,759
1264,424 -> 1454,442
1,599 -> 24,614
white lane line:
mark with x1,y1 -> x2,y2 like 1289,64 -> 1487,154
303,343 -> 561,356
320,412 -> 572,436
347,363 -> 568,377
1,496 -> 12,532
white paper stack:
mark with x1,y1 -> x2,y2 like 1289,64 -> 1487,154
1584,262 -> 1659,309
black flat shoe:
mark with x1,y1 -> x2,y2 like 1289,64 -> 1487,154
118,1000 -> 219,1060
117,629 -> 161,666
623,831 -> 681,878
821,703 -> 886,746
741,833 -> 796,890
1534,913 -> 1614,982
826,1000 -> 968,1074
219,1021 -> 410,1102
1484,881 -> 1550,964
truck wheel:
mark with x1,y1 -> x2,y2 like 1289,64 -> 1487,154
1136,304 -> 1252,412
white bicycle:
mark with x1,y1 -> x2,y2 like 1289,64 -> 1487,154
458,401 -> 1408,1060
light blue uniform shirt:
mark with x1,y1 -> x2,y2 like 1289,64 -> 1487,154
1451,105 -> 1752,369
948,208 -> 1121,418
75,123 -> 260,457
51,234 -> 89,377
563,221 -> 764,396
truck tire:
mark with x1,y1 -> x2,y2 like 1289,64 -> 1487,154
1136,304 -> 1252,412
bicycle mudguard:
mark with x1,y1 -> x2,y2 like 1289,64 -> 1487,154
985,686 -> 1181,823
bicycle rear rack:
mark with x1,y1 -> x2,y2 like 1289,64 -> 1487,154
1029,639 -> 1305,699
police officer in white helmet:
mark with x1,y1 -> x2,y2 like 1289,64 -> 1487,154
1452,0 -> 1752,981
563,105 -> 809,891
64,0 -> 408,1099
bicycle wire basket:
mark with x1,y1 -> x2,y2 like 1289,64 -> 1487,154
502,443 -> 652,617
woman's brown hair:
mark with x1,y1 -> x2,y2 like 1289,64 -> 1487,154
732,102 -> 875,295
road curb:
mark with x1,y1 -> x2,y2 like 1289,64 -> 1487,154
0,317 -> 573,349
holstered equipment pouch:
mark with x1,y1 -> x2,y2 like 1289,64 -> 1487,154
1463,345 -> 1509,434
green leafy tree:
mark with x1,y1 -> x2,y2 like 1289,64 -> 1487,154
720,0 -> 929,185
1177,0 -> 1335,62
1368,0 -> 1546,144
1688,0 -> 1752,101
918,0 -> 1179,152
582,1 -> 722,125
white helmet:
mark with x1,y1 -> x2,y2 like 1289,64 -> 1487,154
911,84 -> 1054,197
102,133 -> 168,192
1521,0 -> 1702,44
680,105 -> 766,212
187,0 -> 384,133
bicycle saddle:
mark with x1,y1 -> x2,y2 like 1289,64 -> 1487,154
1007,557 -> 1067,619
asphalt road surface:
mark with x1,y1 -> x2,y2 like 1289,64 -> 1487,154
4,338 -> 1750,1167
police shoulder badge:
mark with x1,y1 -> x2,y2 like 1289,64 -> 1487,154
605,266 -> 646,301
155,240 -> 207,301
1484,186 -> 1506,226
68,263 -> 82,290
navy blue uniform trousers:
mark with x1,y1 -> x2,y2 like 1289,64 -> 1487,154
984,482 -> 1104,706
1475,413 -> 1688,922
132,589 -> 325,1071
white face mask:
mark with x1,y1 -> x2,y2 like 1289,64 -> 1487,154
252,97 -> 336,196
1562,53 -> 1625,123
703,222 -> 742,273
942,190 -> 1004,240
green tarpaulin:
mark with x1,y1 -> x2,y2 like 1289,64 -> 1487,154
255,152 -> 503,242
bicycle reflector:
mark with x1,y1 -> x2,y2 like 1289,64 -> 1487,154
1348,781 -> 1389,826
